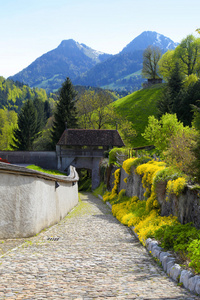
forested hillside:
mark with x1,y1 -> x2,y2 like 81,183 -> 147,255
0,76 -> 56,113
0,76 -> 57,150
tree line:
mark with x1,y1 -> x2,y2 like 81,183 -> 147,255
2,31 -> 200,163
141,31 -> 200,182
8,76 -> 137,151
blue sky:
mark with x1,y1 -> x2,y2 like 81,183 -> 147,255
1,0 -> 199,78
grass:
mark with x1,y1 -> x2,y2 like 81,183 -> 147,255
123,69 -> 142,79
113,84 -> 164,146
26,164 -> 67,176
93,182 -> 107,197
64,193 -> 92,219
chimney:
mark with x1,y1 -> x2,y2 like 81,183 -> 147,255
65,122 -> 67,130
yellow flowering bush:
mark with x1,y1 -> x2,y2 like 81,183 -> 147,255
122,156 -> 151,175
113,168 -> 121,193
122,158 -> 138,175
143,187 -> 150,198
133,160 -> 166,213
135,211 -> 178,245
103,168 -> 121,204
103,158 -> 189,253
136,160 -> 166,188
112,195 -> 147,227
166,177 -> 187,198
146,189 -> 160,212
110,191 -> 178,245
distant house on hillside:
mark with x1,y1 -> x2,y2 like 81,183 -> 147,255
143,78 -> 163,88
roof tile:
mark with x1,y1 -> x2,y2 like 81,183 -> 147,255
57,129 -> 124,147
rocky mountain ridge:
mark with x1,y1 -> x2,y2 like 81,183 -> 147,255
9,31 -> 178,92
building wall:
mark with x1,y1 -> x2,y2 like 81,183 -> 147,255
0,164 -> 79,238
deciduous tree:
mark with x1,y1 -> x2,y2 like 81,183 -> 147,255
142,46 -> 162,80
76,90 -> 113,129
76,89 -> 136,146
158,50 -> 175,81
174,35 -> 200,76
142,113 -> 191,152
0,109 -> 18,150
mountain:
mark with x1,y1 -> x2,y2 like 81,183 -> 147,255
73,31 -> 178,91
73,50 -> 143,88
121,31 -> 178,53
9,39 -> 111,92
9,31 -> 178,93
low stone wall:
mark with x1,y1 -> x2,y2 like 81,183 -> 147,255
0,162 -> 79,238
123,166 -> 200,228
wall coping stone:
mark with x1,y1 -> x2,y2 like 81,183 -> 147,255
0,162 -> 79,183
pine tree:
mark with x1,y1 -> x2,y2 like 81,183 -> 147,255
179,80 -> 200,126
33,97 -> 45,133
51,77 -> 78,148
44,100 -> 51,120
11,99 -> 37,150
157,62 -> 183,117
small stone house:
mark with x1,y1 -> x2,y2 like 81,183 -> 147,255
143,78 -> 163,88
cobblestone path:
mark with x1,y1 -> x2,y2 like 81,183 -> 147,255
0,193 -> 199,300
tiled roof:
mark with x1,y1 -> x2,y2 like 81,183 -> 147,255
57,129 -> 124,147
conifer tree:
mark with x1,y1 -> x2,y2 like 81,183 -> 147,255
157,62 -> 183,117
11,99 -> 37,150
179,80 -> 200,126
33,97 -> 45,133
51,77 -> 78,148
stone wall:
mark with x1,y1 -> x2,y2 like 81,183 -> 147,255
121,165 -> 200,229
0,151 -> 57,169
0,162 -> 79,238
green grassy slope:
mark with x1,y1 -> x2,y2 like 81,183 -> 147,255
113,84 -> 164,147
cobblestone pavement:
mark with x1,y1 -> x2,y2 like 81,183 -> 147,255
0,193 -> 199,300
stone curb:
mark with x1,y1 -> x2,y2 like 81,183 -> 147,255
99,197 -> 200,296
134,235 -> 200,296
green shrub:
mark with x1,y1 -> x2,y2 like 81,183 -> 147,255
153,167 -> 183,188
187,238 -> 200,273
109,147 -> 128,166
154,223 -> 200,254
93,182 -> 107,197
